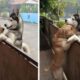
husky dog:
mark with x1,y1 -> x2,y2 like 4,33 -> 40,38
65,13 -> 80,31
52,24 -> 76,80
65,14 -> 80,42
4,12 -> 22,48
0,12 -> 30,53
52,15 -> 80,80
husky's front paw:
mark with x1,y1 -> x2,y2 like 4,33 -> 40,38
0,34 -> 7,40
22,43 -> 30,53
67,35 -> 80,42
6,38 -> 14,44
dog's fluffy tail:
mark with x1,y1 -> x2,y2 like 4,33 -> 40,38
22,43 -> 30,53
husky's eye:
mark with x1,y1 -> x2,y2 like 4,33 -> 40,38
9,18 -> 13,22
10,20 -> 13,21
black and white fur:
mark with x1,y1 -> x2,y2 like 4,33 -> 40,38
0,12 -> 30,53
65,14 -> 80,43
65,13 -> 80,31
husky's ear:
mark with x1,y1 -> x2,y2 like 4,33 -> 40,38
12,8 -> 19,16
10,13 -> 19,23
73,13 -> 79,20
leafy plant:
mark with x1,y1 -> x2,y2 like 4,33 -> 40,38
40,0 -> 66,20
20,4 -> 38,13
57,20 -> 65,28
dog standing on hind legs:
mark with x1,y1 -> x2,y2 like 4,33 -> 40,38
51,24 -> 77,80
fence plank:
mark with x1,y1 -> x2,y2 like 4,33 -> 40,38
0,40 -> 37,80
64,41 -> 80,80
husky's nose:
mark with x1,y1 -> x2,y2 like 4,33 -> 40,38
2,28 -> 4,31
65,19 -> 67,23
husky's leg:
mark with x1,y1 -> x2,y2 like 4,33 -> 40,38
6,38 -> 14,44
0,34 -> 7,40
0,33 -> 14,44
8,33 -> 16,43
22,43 -> 30,53
52,68 -> 64,80
14,40 -> 22,48
63,71 -> 68,80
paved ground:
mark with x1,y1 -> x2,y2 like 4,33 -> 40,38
0,18 -> 38,62
40,31 -> 54,80
40,50 -> 53,80
23,23 -> 38,62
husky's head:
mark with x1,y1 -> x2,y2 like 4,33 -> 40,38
4,13 -> 19,30
65,14 -> 80,27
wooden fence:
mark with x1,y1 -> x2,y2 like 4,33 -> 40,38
40,16 -> 58,50
64,41 -> 80,80
0,40 -> 38,80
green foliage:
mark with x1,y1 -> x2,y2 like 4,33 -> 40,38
57,20 -> 65,28
64,0 -> 79,14
20,4 -> 27,12
20,4 -> 38,13
0,0 -> 8,12
40,0 -> 49,12
40,0 -> 66,20
1,11 -> 9,17
63,0 -> 77,4
31,4 -> 38,13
